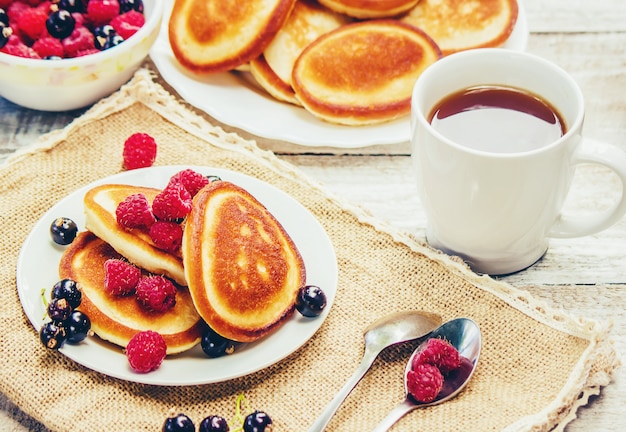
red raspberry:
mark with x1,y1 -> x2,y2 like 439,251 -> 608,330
135,276 -> 177,312
104,258 -> 141,296
16,6 -> 47,41
0,0 -> 13,10
62,25 -> 94,57
125,330 -> 167,373
149,220 -> 183,253
412,337 -> 461,374
86,0 -> 119,27
407,363 -> 444,403
7,2 -> 30,24
34,1 -> 51,12
0,34 -> 40,58
69,12 -> 85,28
74,47 -> 100,56
110,10 -> 144,39
115,193 -> 155,229
169,169 -> 209,198
122,132 -> 157,170
32,36 -> 64,58
152,181 -> 192,221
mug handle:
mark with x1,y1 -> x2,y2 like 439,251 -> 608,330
548,139 -> 626,238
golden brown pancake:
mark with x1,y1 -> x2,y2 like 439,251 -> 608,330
59,232 -> 203,354
318,0 -> 420,18
183,181 -> 305,343
292,20 -> 441,126
83,184 -> 186,287
249,0 -> 352,105
250,55 -> 301,105
400,0 -> 518,55
169,0 -> 297,73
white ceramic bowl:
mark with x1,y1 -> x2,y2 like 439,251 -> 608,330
0,0 -> 162,111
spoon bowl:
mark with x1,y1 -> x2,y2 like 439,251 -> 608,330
371,318 -> 481,431
307,310 -> 442,432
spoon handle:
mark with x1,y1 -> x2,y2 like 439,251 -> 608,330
370,399 -> 416,432
307,347 -> 379,432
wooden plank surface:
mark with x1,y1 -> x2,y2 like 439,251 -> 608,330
1,0 -> 625,430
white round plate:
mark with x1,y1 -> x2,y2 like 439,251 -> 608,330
149,0 -> 529,148
17,166 -> 338,386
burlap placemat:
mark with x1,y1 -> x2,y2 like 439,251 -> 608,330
0,70 -> 619,431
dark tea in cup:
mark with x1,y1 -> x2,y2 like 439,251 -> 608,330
410,49 -> 626,274
429,86 -> 566,153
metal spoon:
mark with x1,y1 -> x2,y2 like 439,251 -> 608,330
371,318 -> 481,432
307,310 -> 442,432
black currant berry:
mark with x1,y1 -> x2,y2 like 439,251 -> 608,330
47,297 -> 73,322
162,413 -> 195,432
64,310 -> 91,344
51,279 -> 82,309
46,9 -> 76,40
199,415 -> 229,432
201,327 -> 236,358
104,34 -> 124,49
93,25 -> 116,50
295,285 -> 327,317
50,217 -> 78,245
0,23 -> 10,50
93,24 -> 116,37
95,31 -> 124,51
0,8 -> 8,26
243,411 -> 273,432
119,0 -> 143,13
39,321 -> 67,350
58,0 -> 86,13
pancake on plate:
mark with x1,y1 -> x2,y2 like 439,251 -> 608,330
183,180 -> 305,343
83,184 -> 186,287
399,0 -> 518,55
59,232 -> 203,354
250,0 -> 352,105
169,0 -> 297,73
317,0 -> 421,18
292,19 -> 441,125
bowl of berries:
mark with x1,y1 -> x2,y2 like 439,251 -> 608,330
0,0 -> 162,111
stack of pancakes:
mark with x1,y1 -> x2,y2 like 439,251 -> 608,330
168,0 -> 518,126
60,178 -> 305,355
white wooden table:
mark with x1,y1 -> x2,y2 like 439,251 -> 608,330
1,0 -> 625,430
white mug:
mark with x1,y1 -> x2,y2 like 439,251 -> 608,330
410,49 -> 626,275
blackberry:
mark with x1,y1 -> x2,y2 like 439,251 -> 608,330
64,310 -> 91,344
201,327 -> 236,358
51,279 -> 82,309
46,9 -> 76,40
243,411 -> 273,432
50,217 -> 78,245
39,321 -> 67,350
295,285 -> 327,317
199,415 -> 229,432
